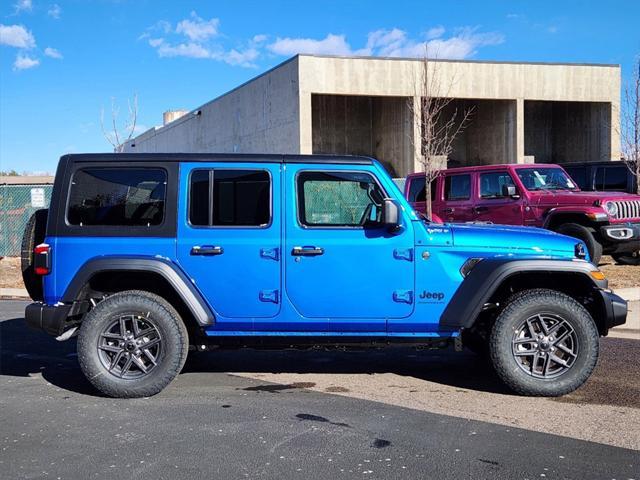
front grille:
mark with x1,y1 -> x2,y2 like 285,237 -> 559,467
611,200 -> 640,220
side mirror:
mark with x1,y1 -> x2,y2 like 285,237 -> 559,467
382,198 -> 402,233
502,184 -> 520,199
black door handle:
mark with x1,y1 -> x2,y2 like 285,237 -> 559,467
292,246 -> 324,256
191,245 -> 224,256
444,207 -> 455,214
474,206 -> 489,213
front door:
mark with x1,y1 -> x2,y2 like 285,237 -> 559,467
176,162 -> 281,330
284,165 -> 415,332
473,170 -> 523,224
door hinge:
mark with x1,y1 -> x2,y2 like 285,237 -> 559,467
393,248 -> 413,261
259,289 -> 279,303
392,290 -> 413,304
260,247 -> 279,261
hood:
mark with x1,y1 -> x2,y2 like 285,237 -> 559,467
450,223 -> 578,257
531,189 -> 639,207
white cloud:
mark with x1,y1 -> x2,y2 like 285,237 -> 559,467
252,34 -> 268,44
268,33 -> 353,56
0,24 -> 36,49
47,4 -> 61,19
13,53 -> 39,70
175,11 -> 219,42
44,46 -> 62,59
266,27 -> 503,60
14,0 -> 32,14
224,48 -> 259,67
154,40 -> 211,59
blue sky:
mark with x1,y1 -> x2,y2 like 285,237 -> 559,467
1,0 -> 639,173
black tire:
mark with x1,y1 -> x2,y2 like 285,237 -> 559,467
77,290 -> 188,398
489,289 -> 599,396
611,251 -> 640,266
20,209 -> 48,301
555,223 -> 602,265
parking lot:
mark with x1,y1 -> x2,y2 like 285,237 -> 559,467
1,299 -> 638,479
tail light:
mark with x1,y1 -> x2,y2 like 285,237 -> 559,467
34,243 -> 51,275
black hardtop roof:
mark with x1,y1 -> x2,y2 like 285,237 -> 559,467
61,153 -> 374,165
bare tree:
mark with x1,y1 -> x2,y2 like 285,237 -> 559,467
408,46 -> 474,220
100,94 -> 138,153
620,57 -> 639,192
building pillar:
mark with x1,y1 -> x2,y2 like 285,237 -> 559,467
298,91 -> 313,154
516,97 -> 525,163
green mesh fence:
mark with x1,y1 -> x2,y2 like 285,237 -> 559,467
0,184 -> 53,257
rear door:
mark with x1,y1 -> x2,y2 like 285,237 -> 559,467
284,164 -> 415,332
436,173 -> 474,222
176,162 -> 281,330
473,170 -> 523,224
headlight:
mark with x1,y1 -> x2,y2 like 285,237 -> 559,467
604,201 -> 618,218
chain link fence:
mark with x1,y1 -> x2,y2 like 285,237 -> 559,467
0,184 -> 53,257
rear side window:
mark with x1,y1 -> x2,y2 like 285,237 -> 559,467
595,166 -> 628,191
189,169 -> 271,227
297,171 -> 386,227
67,168 -> 166,226
479,172 -> 516,198
408,177 -> 437,202
444,174 -> 471,201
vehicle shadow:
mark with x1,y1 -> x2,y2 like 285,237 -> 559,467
0,317 -> 510,396
0,317 -> 97,395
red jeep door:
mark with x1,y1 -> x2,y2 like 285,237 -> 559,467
437,173 -> 475,222
474,170 -> 523,225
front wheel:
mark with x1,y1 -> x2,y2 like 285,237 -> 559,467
555,223 -> 602,265
612,251 -> 640,266
489,289 -> 599,396
77,290 -> 188,398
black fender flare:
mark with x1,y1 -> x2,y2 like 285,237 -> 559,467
542,209 -> 591,229
62,256 -> 215,326
439,258 -> 607,330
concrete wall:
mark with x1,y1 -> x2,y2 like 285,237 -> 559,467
525,101 -> 612,163
444,99 -> 516,166
123,57 -> 301,154
311,94 -> 413,176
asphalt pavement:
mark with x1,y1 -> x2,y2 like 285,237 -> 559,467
0,300 -> 638,479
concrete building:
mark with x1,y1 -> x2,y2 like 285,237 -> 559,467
123,54 -> 621,177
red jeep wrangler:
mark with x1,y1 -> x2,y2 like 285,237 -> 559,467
405,164 -> 640,265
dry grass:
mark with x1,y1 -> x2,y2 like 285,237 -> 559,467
0,255 -> 637,292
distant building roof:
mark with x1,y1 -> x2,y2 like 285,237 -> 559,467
0,176 -> 54,185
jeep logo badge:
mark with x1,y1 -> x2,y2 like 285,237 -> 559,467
419,291 -> 445,302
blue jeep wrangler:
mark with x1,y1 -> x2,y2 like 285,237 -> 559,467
22,154 -> 627,398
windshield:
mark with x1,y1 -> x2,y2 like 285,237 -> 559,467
516,168 -> 579,191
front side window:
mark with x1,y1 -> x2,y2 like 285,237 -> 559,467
297,171 -> 386,227
516,167 -> 578,191
479,172 -> 516,198
189,169 -> 270,227
67,168 -> 166,226
444,174 -> 471,201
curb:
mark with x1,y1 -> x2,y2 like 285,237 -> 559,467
614,287 -> 640,302
0,288 -> 30,299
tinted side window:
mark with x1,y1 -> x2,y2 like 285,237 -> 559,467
564,167 -> 587,190
408,177 -> 437,202
444,174 -> 471,201
601,166 -> 628,191
479,172 -> 516,198
298,171 -> 386,227
67,168 -> 166,226
189,169 -> 270,227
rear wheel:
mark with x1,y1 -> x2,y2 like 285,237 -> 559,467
21,209 -> 48,301
489,289 -> 599,396
77,290 -> 188,398
612,251 -> 640,266
555,223 -> 602,265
